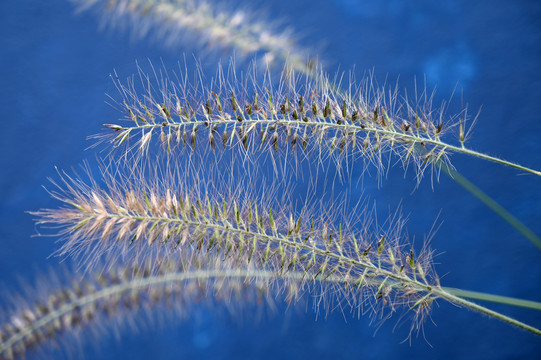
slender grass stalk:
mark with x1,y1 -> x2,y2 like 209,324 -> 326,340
33,160 -> 438,304
71,0 -> 541,254
102,61 -> 541,253
101,62 -> 541,180
438,161 -> 541,251
444,287 -> 541,311
71,0 -> 316,76
2,258 -> 539,359
30,157 -> 541,343
0,258 -> 290,360
6,0 -> 537,357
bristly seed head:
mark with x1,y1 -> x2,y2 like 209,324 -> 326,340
31,159 -> 440,343
102,60 -> 472,184
71,0 -> 318,77
0,256 -> 299,360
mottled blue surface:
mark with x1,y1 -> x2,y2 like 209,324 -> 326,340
1,0 -> 540,359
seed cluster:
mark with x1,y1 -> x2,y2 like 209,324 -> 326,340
33,167 -> 439,329
0,259 -> 278,360
73,0 -> 315,75
105,64 -> 465,180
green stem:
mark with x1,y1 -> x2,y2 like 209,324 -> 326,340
444,287 -> 541,311
431,287 -> 541,336
438,161 -> 541,251
114,119 -> 541,176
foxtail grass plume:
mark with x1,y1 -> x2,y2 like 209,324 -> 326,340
71,0 -> 317,75
103,60 -> 541,179
103,60 -> 460,181
101,60 -> 534,184
30,156 -> 541,349
4,1 -> 541,358
0,255 -> 296,360
32,155 -> 443,332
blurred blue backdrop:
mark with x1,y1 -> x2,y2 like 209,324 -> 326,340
0,0 -> 540,359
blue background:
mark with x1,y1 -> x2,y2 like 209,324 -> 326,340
1,0 -> 540,359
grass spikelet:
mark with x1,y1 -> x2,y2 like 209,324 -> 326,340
0,256 -> 290,360
70,0 -> 316,75
30,156 -> 541,339
99,60 -> 541,182
31,155 -> 446,327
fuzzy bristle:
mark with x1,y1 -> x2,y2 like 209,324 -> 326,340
70,0 -> 317,76
0,256 -> 294,359
0,250 -> 439,359
30,156 -> 443,344
100,60 -> 472,182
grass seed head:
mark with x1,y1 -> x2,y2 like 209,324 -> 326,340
99,60 -> 470,184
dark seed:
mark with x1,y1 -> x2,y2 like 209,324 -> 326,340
205,99 -> 212,116
324,98 -> 331,118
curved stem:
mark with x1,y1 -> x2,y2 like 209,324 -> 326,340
432,287 -> 541,336
112,118 -> 541,176
0,269 -> 253,356
2,268 -> 540,359
438,161 -> 541,251
444,287 -> 541,311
